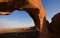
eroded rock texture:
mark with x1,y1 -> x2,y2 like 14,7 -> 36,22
0,0 -> 52,38
0,0 -> 46,32
50,13 -> 60,38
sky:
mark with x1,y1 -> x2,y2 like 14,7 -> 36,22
0,10 -> 34,28
42,0 -> 60,22
0,0 -> 60,28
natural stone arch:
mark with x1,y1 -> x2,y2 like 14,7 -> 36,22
0,0 -> 46,32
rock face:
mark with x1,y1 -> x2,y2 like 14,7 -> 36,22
50,13 -> 60,38
39,17 -> 51,38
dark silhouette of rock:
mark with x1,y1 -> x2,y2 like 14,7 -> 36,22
50,13 -> 60,38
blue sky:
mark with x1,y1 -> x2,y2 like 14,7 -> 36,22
0,10 -> 34,28
42,0 -> 60,22
0,0 -> 60,28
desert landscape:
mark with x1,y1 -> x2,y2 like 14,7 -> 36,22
0,13 -> 59,38
0,0 -> 60,38
0,27 -> 39,38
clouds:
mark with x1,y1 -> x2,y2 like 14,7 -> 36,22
0,19 -> 34,28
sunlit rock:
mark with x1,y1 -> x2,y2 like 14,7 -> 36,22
0,0 -> 51,38
0,0 -> 46,32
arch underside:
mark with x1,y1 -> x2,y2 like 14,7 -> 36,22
23,8 -> 40,30
0,0 -> 43,32
0,8 -> 40,32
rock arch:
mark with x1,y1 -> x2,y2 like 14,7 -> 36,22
0,0 -> 46,32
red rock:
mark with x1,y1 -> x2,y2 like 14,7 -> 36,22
50,13 -> 60,38
0,0 -> 52,38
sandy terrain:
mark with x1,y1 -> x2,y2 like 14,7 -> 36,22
0,28 -> 24,33
0,27 -> 31,34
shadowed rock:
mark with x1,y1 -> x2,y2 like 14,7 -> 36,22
50,13 -> 60,38
40,17 -> 52,38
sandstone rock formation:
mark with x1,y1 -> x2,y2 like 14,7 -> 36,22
0,0 -> 52,38
0,0 -> 46,32
50,13 -> 60,38
40,17 -> 51,38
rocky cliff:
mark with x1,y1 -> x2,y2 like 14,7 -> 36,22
39,17 -> 51,38
50,13 -> 60,38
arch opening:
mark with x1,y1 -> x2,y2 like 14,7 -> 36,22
0,10 -> 35,29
